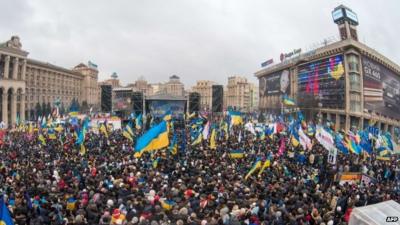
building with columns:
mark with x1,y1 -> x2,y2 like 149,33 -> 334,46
255,5 -> 400,133
191,80 -> 215,111
225,76 -> 256,111
160,75 -> 184,97
0,36 -> 100,126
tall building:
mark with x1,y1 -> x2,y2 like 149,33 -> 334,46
256,5 -> 400,133
191,80 -> 215,110
73,62 -> 101,109
126,77 -> 154,96
99,72 -> 121,89
161,75 -> 184,97
225,76 -> 255,111
0,35 -> 99,126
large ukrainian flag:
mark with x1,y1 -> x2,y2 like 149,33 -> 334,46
134,120 -> 169,157
229,110 -> 243,126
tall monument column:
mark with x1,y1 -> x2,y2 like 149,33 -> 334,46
11,93 -> 17,125
4,55 -> 10,79
12,57 -> 19,80
2,94 -> 8,126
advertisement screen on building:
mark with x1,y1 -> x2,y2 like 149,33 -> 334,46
362,56 -> 400,119
297,55 -> 346,109
260,69 -> 291,97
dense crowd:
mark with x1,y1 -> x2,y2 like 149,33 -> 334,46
0,119 -> 399,225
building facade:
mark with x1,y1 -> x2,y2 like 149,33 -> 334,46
225,76 -> 256,111
126,77 -> 154,96
160,75 -> 184,97
0,36 -> 99,126
73,63 -> 100,109
256,5 -> 400,133
191,80 -> 215,110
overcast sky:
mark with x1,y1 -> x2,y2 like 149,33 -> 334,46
1,0 -> 399,87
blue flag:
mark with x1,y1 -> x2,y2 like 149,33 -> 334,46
0,195 -> 14,225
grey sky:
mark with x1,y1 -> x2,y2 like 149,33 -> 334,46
1,0 -> 399,87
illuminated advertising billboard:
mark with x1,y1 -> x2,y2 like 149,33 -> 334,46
147,100 -> 186,119
297,55 -> 346,109
260,69 -> 290,97
362,56 -> 400,119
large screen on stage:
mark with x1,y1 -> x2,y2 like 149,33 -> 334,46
259,69 -> 291,97
362,56 -> 400,119
147,100 -> 186,119
297,55 -> 346,109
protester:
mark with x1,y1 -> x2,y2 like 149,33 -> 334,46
0,114 -> 399,225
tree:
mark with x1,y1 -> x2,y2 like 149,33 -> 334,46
35,103 -> 42,118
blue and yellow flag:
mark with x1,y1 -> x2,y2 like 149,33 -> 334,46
229,149 -> 244,159
245,158 -> 262,180
228,110 -> 243,126
135,113 -> 143,130
0,195 -> 14,225
134,120 -> 169,158
163,110 -> 172,121
48,128 -> 56,140
66,197 -> 76,211
160,199 -> 175,211
122,121 -> 134,142
283,95 -> 296,106
169,134 -> 178,155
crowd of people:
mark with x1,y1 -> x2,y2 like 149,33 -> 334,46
0,116 -> 399,225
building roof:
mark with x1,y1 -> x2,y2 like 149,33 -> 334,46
255,39 -> 400,78
27,58 -> 81,76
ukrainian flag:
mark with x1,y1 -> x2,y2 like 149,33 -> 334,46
48,128 -> 56,140
229,110 -> 243,126
169,134 -> 178,155
0,195 -> 14,225
282,95 -> 296,106
134,121 -> 169,158
345,136 -> 361,155
191,132 -> 202,146
229,149 -> 244,159
66,197 -> 76,211
123,121 -> 134,142
163,110 -> 172,121
79,144 -> 86,156
209,128 -> 217,150
135,113 -> 143,130
245,158 -> 262,180
160,199 -> 175,211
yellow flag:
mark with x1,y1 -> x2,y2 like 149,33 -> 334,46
209,129 -> 216,150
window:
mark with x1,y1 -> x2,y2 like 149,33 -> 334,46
350,93 -> 361,112
349,73 -> 361,91
348,54 -> 359,72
